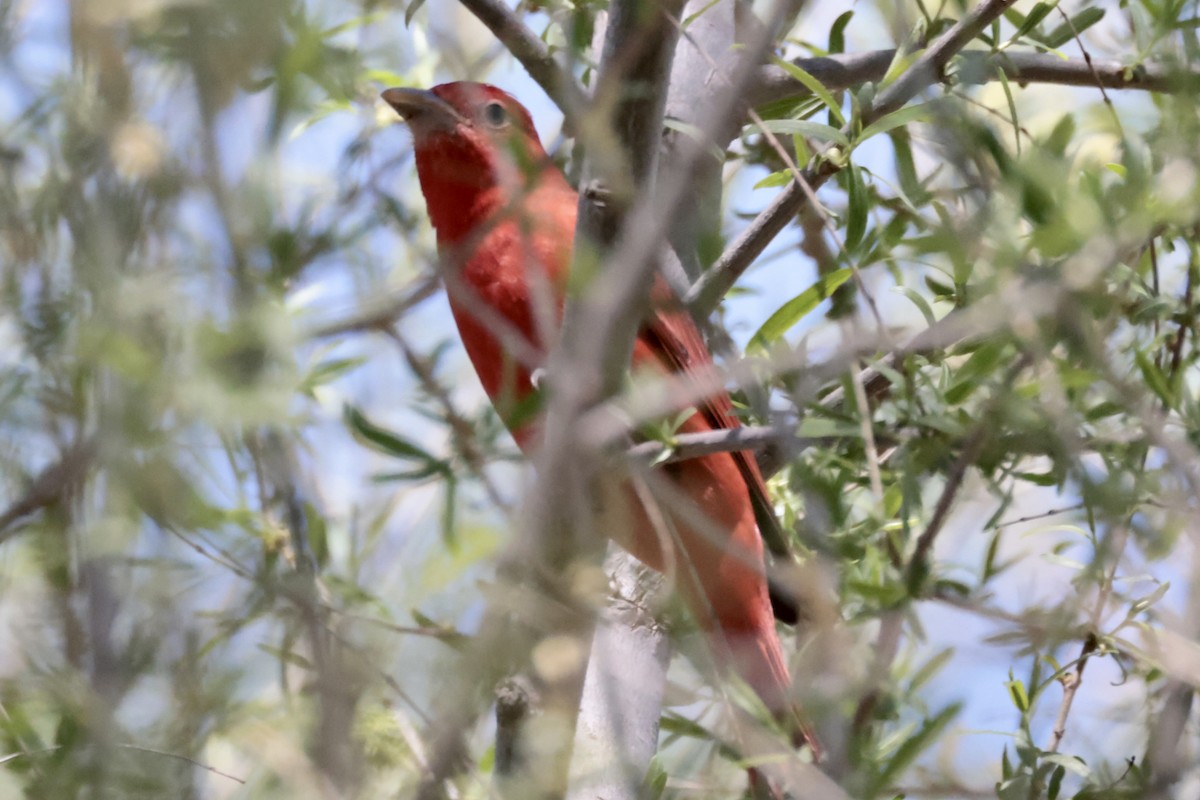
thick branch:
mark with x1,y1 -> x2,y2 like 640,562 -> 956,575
566,548 -> 668,800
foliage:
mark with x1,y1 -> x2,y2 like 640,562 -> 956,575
1,1 -> 1198,798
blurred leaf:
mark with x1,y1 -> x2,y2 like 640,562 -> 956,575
829,11 -> 854,54
1042,7 -> 1106,48
869,704 -> 961,793
768,57 -> 845,125
344,404 -> 442,465
749,269 -> 853,350
859,104 -> 933,143
405,0 -> 427,26
301,356 -> 366,394
751,118 -> 850,146
845,162 -> 868,254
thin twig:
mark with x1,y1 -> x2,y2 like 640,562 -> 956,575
905,425 -> 989,587
1044,514 -> 1133,756
0,438 -> 95,544
994,504 -> 1086,529
850,358 -> 884,502
626,424 -> 822,464
907,354 -> 1031,585
1054,7 -> 1119,131
0,743 -> 247,785
751,49 -> 1200,108
1045,633 -> 1100,754
384,327 -> 511,512
306,274 -> 440,339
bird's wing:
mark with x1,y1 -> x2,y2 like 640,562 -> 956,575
638,279 -> 799,623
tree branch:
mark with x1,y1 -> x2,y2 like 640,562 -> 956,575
456,0 -> 588,119
751,49 -> 1200,108
566,547 -> 669,800
0,438 -> 95,545
626,424 -> 822,465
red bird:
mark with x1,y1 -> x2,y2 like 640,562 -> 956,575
383,82 -> 812,748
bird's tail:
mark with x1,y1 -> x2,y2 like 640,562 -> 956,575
719,626 -> 821,758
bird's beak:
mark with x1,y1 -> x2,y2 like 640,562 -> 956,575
381,87 -> 463,131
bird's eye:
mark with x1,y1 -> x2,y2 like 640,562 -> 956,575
481,101 -> 509,128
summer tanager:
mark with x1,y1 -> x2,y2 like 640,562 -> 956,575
383,81 -> 813,749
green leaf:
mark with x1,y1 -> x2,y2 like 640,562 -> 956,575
258,643 -> 313,670
899,287 -> 937,327
1014,470 -> 1061,487
1044,114 -> 1076,157
796,415 -> 865,438
908,647 -> 954,693
344,404 -> 440,462
1127,581 -> 1170,618
748,269 -> 854,350
870,704 -> 961,793
1006,673 -> 1029,712
439,476 -> 458,547
983,528 -> 1004,580
642,755 -> 670,799
1047,764 -> 1065,800
323,10 -> 388,37
1040,753 -> 1091,778
945,340 -> 1007,404
753,169 -> 792,190
845,162 -> 868,254
301,356 -> 365,393
404,0 -> 427,26
768,57 -> 845,125
658,712 -> 712,740
889,128 -> 928,204
752,118 -> 850,146
859,103 -> 933,143
1135,350 -> 1175,407
829,11 -> 854,54
1009,2 -> 1054,41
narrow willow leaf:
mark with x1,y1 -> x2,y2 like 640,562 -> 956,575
845,162 -> 868,254
749,269 -> 853,350
829,10 -> 853,54
768,56 -> 845,125
899,286 -> 937,327
1010,2 -> 1054,41
1135,350 -> 1175,407
752,118 -> 850,146
404,0 -> 427,26
859,103 -> 933,143
344,404 -> 438,462
871,704 -> 961,793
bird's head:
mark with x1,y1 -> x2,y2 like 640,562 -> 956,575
382,81 -> 552,202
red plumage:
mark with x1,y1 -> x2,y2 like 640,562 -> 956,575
384,81 -> 812,748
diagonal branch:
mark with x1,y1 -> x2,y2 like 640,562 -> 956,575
751,48 -> 1200,110
0,438 -> 95,544
688,0 -> 1022,314
456,0 -> 588,119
